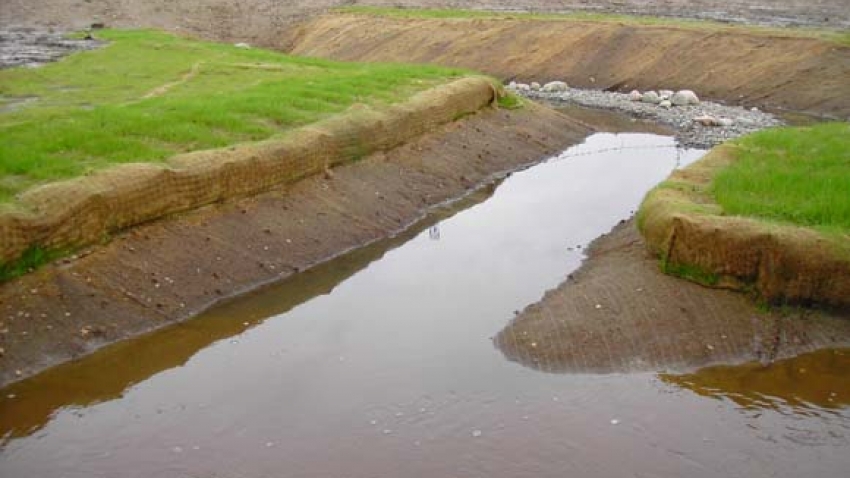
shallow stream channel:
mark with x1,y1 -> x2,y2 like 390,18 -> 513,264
1,110 -> 848,477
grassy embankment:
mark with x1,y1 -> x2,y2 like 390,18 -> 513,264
641,122 -> 850,294
0,29 -> 509,280
335,6 -> 850,46
713,123 -> 850,236
0,29 -> 477,206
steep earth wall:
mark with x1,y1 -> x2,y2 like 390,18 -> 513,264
288,14 -> 850,118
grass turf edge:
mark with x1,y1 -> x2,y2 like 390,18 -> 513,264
637,131 -> 850,308
0,76 -> 504,281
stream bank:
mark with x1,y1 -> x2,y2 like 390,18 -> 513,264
0,103 -> 590,386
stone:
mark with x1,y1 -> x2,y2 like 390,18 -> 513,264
694,115 -> 719,126
641,91 -> 661,104
672,90 -> 700,106
716,117 -> 734,127
659,100 -> 672,109
516,83 -> 531,92
234,42 -> 251,49
659,90 -> 674,100
530,82 -> 541,90
542,81 -> 569,92
628,90 -> 642,101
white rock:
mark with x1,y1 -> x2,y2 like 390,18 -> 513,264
659,100 -> 672,109
716,117 -> 734,127
694,115 -> 719,126
671,90 -> 700,106
516,83 -> 531,92
234,42 -> 251,49
508,81 -> 517,88
530,82 -> 541,90
628,90 -> 642,101
659,90 -> 674,100
641,91 -> 661,104
542,81 -> 569,92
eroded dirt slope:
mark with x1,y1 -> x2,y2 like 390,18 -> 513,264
288,13 -> 850,118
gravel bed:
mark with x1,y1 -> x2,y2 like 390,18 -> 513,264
512,86 -> 785,149
0,28 -> 104,69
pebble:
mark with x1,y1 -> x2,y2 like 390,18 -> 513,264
641,91 -> 661,104
472,430 -> 483,438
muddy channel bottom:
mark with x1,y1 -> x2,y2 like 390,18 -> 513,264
1,132 -> 848,478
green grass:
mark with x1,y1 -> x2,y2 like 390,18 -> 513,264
660,258 -> 720,287
0,246 -> 65,282
336,6 -> 850,46
0,29 -> 472,203
712,123 -> 850,234
497,92 -> 524,110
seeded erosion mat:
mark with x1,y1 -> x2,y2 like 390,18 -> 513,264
0,77 -> 497,266
638,145 -> 850,308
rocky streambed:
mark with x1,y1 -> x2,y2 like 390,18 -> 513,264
0,27 -> 103,69
510,82 -> 785,148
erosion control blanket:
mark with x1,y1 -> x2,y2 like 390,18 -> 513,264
0,77 -> 497,265
639,145 -> 850,308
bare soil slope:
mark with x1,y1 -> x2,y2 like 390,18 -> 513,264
3,0 -> 849,38
288,13 -> 850,118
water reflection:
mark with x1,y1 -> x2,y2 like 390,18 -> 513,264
12,131 -> 821,478
0,185 -> 498,441
660,348 -> 850,412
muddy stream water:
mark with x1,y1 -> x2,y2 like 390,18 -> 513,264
1,112 -> 848,477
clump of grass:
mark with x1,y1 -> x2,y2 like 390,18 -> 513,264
660,258 -> 720,287
0,29 -> 472,203
336,6 -> 850,46
712,123 -> 850,234
0,246 -> 64,282
497,92 -> 524,109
